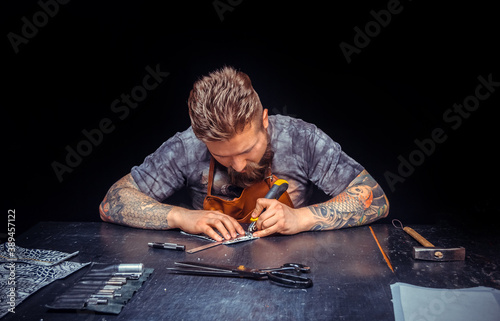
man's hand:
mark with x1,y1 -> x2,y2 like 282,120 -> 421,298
250,199 -> 310,237
172,208 -> 246,242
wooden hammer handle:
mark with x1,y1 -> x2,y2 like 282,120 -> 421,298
403,227 -> 435,247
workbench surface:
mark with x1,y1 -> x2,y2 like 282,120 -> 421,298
3,222 -> 499,320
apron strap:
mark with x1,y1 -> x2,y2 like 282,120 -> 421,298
207,156 -> 216,196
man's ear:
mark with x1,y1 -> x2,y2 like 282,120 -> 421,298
262,108 -> 269,129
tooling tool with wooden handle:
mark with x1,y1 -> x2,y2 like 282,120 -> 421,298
393,220 -> 466,261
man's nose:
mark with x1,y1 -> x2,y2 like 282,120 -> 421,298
231,156 -> 247,172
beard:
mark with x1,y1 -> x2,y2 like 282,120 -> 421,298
227,139 -> 274,188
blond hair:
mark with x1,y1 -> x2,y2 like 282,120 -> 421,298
188,66 -> 263,142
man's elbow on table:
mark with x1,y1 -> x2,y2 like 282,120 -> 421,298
97,174 -> 141,226
99,197 -> 112,223
306,169 -> 390,230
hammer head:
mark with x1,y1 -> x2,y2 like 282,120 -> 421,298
412,246 -> 466,261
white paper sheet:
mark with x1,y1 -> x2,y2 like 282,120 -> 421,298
391,282 -> 500,321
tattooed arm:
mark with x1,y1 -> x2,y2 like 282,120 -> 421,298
251,170 -> 389,237
99,174 -> 173,229
306,170 -> 389,230
99,174 -> 245,240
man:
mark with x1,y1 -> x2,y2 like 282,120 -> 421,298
99,66 -> 389,241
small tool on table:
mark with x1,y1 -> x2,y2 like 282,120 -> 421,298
248,179 -> 289,233
148,242 -> 185,251
393,219 -> 466,261
168,261 -> 313,288
369,226 -> 395,273
47,263 -> 153,315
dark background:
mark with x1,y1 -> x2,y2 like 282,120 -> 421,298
2,0 -> 499,237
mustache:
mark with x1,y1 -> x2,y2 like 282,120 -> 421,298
227,143 -> 274,188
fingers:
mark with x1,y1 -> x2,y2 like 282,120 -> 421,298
251,201 -> 264,220
253,226 -> 277,238
218,214 -> 245,237
199,212 -> 245,241
204,223 -> 226,242
253,214 -> 281,238
252,198 -> 277,219
252,199 -> 286,237
233,219 -> 246,236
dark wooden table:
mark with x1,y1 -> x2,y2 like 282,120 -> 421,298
3,222 -> 499,320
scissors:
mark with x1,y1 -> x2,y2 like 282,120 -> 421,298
167,262 -> 313,289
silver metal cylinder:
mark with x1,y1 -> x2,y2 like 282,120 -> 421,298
117,263 -> 144,273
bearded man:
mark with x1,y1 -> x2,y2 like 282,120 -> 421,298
99,66 -> 389,241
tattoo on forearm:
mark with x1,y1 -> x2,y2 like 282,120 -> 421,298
99,174 -> 172,230
307,170 -> 389,231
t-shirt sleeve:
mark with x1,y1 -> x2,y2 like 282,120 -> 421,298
130,133 -> 187,202
305,126 -> 364,197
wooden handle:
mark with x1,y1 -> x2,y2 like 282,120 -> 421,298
403,227 -> 435,247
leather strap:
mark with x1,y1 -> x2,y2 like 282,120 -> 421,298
207,157 -> 216,197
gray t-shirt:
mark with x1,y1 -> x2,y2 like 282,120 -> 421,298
131,115 -> 364,209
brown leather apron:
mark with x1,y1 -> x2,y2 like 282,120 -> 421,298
203,157 -> 294,223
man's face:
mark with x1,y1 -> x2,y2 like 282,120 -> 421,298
205,109 -> 271,187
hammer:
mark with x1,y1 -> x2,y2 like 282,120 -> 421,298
395,221 -> 466,261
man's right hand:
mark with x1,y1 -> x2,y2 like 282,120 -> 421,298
171,208 -> 246,242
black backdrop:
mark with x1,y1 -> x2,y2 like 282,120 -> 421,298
3,0 -> 499,236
